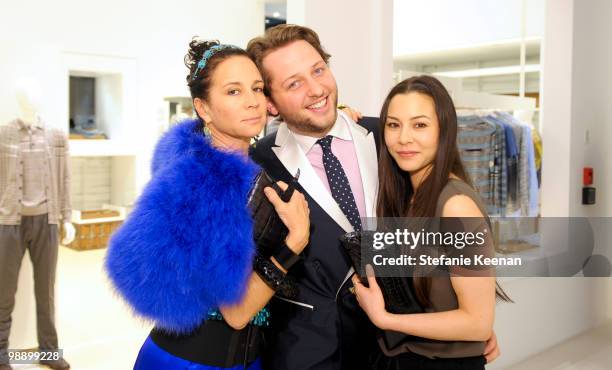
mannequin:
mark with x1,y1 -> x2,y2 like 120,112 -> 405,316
15,77 -> 75,244
0,77 -> 73,370
15,77 -> 42,125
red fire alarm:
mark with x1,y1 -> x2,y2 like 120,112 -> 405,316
583,167 -> 593,186
582,167 -> 596,205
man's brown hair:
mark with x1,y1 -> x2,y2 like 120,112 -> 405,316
246,24 -> 331,89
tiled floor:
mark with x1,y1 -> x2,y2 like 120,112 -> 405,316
12,246 -> 149,370
10,247 -> 612,369
504,321 -> 612,370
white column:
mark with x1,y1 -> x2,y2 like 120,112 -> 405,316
287,0 -> 393,117
541,0 -> 612,218
539,0 -> 574,217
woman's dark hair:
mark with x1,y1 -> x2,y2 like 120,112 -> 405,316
377,75 -> 468,218
377,75 -> 512,305
184,38 -> 252,122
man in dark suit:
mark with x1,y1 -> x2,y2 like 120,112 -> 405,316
247,24 -> 500,370
248,24 -> 378,370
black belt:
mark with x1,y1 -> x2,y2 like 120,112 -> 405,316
150,320 -> 262,367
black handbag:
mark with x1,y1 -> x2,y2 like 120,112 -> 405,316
247,170 -> 300,298
247,170 -> 296,255
339,231 -> 424,315
340,231 -> 425,349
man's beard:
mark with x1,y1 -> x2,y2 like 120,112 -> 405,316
285,114 -> 337,134
279,94 -> 338,135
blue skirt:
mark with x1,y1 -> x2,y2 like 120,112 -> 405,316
133,336 -> 263,370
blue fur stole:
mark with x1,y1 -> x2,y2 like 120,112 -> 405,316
105,119 -> 259,334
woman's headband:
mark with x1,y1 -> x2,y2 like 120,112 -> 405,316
191,44 -> 240,82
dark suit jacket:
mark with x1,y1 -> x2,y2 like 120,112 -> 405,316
250,115 -> 380,370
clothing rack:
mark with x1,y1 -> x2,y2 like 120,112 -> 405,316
457,109 -> 540,218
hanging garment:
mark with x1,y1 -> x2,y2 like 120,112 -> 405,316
458,111 -> 540,217
457,115 -> 497,214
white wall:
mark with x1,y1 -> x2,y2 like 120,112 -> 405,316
569,0 -> 612,218
393,0 -> 545,56
2,0 -> 265,349
569,0 -> 612,322
489,277 -> 610,369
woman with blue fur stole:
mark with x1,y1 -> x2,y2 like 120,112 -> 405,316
104,39 -> 311,370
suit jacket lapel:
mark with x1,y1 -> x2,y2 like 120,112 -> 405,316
271,123 -> 354,233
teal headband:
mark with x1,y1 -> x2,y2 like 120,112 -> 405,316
191,44 -> 240,82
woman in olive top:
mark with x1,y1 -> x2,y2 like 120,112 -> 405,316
353,75 -> 510,370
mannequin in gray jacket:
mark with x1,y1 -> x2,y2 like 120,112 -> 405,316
0,77 -> 74,370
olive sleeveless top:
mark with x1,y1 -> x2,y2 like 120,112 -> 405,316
378,179 -> 495,359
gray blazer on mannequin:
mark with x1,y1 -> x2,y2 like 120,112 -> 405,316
0,119 -> 71,225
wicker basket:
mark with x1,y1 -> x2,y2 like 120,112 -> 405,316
63,205 -> 127,251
